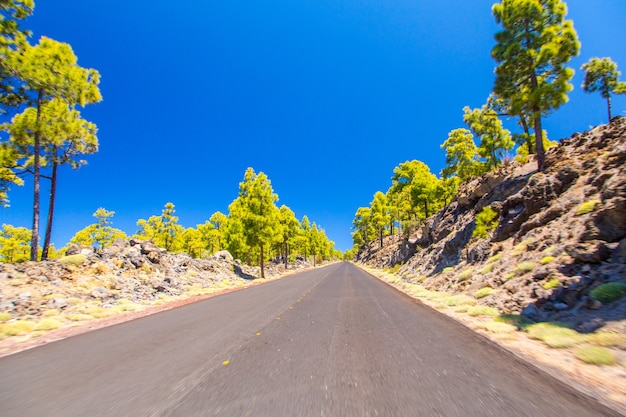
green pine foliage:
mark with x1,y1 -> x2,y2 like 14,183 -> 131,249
472,206 -> 498,239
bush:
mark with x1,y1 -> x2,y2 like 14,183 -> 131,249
576,199 -> 600,216
1,320 -> 34,336
59,254 -> 87,266
542,278 -> 560,290
444,294 -> 477,307
495,314 -> 534,330
474,287 -> 493,299
467,306 -> 499,317
540,256 -> 555,265
481,321 -> 517,334
588,333 -> 626,348
480,263 -> 494,274
574,346 -> 617,365
525,322 -> 578,344
34,318 -> 61,331
515,261 -> 536,275
590,282 -> 626,304
0,312 -> 11,322
473,206 -> 499,239
458,269 -> 474,281
503,272 -> 516,281
487,253 -> 503,263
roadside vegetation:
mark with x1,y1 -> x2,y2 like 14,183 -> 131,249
371,267 -> 626,369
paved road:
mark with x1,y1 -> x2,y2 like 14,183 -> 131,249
0,262 -> 620,416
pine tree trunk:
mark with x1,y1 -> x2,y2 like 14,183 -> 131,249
30,91 -> 43,261
259,244 -> 265,278
533,110 -> 545,171
607,94 -> 612,123
42,156 -> 59,260
520,115 -> 533,154
284,243 -> 289,269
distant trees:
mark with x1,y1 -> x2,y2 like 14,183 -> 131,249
70,208 -> 127,249
135,202 -> 183,252
581,57 -> 626,122
0,223 -> 30,263
491,0 -> 580,170
352,159 -> 459,249
440,128 -> 482,181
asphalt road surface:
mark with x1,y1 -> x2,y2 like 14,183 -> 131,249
0,262 -> 621,417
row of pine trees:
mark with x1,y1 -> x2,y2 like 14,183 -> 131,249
1,168 -> 340,278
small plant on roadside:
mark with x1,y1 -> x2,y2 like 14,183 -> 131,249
458,268 -> 474,281
524,322 -> 587,349
574,346 -> 617,365
1,320 -> 34,336
488,253 -> 503,263
576,199 -> 601,216
588,333 -> 626,348
503,272 -> 516,281
515,261 -> 536,275
540,256 -> 555,265
542,278 -> 560,290
442,267 -> 453,274
58,254 -> 87,266
480,263 -> 494,275
34,318 -> 61,331
480,321 -> 517,334
512,239 -> 533,256
495,314 -> 534,330
0,312 -> 11,322
472,206 -> 499,239
474,287 -> 493,299
467,305 -> 499,317
590,282 -> 626,304
444,294 -> 477,307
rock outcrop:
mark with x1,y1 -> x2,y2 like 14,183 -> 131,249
356,117 -> 626,332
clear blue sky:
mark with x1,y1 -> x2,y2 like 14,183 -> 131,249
2,0 -> 625,252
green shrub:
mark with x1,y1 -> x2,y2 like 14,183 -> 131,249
515,261 -> 536,275
540,256 -> 555,265
588,333 -> 626,347
480,263 -> 494,275
1,320 -> 34,336
574,346 -> 617,365
34,318 -> 61,331
458,269 -> 474,281
0,312 -> 11,322
495,314 -> 534,330
467,305 -> 499,317
542,278 -> 560,290
473,206 -> 499,239
503,272 -> 516,281
487,253 -> 503,263
59,254 -> 87,266
474,287 -> 493,299
512,239 -> 534,256
576,199 -> 601,216
590,282 -> 626,304
525,322 -> 576,342
481,321 -> 517,334
444,294 -> 477,307
442,267 -> 453,274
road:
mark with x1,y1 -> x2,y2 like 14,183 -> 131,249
0,262 -> 621,417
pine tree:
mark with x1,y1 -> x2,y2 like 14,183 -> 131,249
492,0 -> 579,170
581,57 -> 626,122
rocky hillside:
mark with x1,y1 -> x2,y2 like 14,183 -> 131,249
0,239 -> 310,331
357,117 -> 626,333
